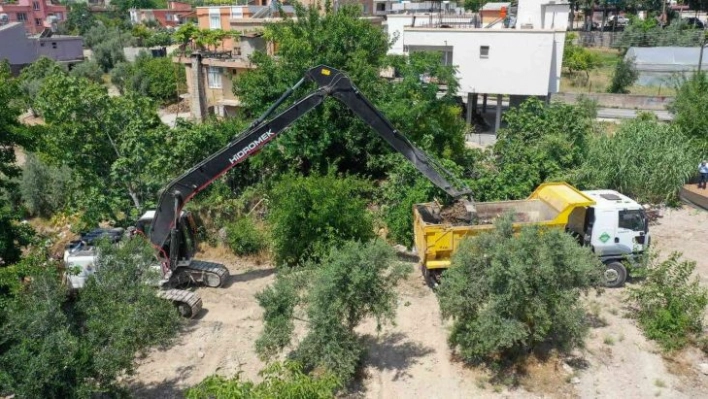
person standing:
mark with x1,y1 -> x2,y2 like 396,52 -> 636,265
699,160 -> 708,189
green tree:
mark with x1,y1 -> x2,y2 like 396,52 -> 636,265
573,117 -> 700,205
471,97 -> 597,201
267,172 -> 374,267
19,153 -> 75,218
462,0 -> 486,12
62,3 -> 97,35
234,3 -> 465,179
669,72 -> 708,143
111,54 -> 185,103
255,240 -> 409,384
0,238 -> 181,397
0,61 -> 35,265
69,60 -> 105,84
35,73 -> 166,223
84,25 -> 135,72
563,33 -> 601,83
437,214 -> 604,364
607,56 -> 639,93
17,56 -> 66,116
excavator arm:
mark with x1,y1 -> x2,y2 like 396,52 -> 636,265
150,65 -> 473,270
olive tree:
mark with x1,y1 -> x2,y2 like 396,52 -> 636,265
437,214 -> 604,364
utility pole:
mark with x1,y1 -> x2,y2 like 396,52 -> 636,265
699,35 -> 707,73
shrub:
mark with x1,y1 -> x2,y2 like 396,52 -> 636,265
255,240 -> 408,385
469,98 -> 596,202
573,118 -> 700,205
0,238 -> 181,397
628,253 -> 708,351
185,361 -> 340,399
380,161 -> 446,248
607,56 -> 639,94
20,153 -> 75,218
69,60 -> 104,83
226,217 -> 265,256
436,213 -> 604,364
267,173 -> 374,267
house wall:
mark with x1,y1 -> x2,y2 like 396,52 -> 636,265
37,36 -> 83,61
403,28 -> 560,96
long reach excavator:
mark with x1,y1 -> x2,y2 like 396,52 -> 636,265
63,65 -> 475,317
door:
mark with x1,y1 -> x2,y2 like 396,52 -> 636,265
589,209 -> 619,256
615,209 -> 648,255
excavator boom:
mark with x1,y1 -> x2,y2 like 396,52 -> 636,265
150,65 -> 473,270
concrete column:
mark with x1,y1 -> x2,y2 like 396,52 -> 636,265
466,92 -> 473,125
494,94 -> 502,134
190,53 -> 207,123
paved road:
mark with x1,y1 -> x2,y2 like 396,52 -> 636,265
597,107 -> 673,121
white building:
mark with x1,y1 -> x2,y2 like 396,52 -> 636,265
386,0 -> 570,132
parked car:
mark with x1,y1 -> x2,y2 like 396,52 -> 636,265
682,17 -> 705,29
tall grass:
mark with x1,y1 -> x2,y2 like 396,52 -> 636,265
574,117 -> 701,205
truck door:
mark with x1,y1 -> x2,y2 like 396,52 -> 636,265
589,209 -> 619,256
615,209 -> 648,254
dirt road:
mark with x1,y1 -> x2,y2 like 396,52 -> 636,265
129,206 -> 708,398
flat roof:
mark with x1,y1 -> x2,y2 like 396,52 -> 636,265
0,21 -> 21,32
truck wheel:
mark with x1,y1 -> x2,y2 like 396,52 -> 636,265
604,261 -> 627,288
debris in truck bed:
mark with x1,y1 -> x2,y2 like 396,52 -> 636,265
439,201 -> 474,225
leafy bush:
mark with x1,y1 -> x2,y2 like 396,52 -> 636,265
20,153 -> 75,218
607,56 -> 639,94
69,60 -> 104,83
563,33 -> 601,83
0,237 -> 181,397
574,118 -> 700,205
185,361 -> 340,399
437,214 -> 604,364
84,25 -> 134,71
111,55 -> 185,103
628,253 -> 708,351
380,160 -> 464,248
267,173 -> 374,267
227,217 -> 266,256
469,98 -> 596,202
255,240 -> 408,384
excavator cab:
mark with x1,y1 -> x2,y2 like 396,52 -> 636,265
136,210 -> 198,262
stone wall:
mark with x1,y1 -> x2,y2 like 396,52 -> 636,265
551,92 -> 674,111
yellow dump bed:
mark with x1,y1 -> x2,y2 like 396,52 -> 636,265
413,182 -> 596,270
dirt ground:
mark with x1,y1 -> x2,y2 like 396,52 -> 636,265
129,206 -> 708,399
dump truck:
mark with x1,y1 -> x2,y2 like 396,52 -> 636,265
413,182 -> 650,288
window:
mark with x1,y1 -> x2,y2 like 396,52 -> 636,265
52,42 -> 57,49
618,210 -> 646,232
231,6 -> 243,19
16,12 -> 27,22
56,12 -> 62,20
209,8 -> 220,30
33,1 -> 40,11
35,18 -> 42,26
376,3 -> 385,11
480,45 -> 489,59
165,13 -> 172,21
207,67 -> 222,89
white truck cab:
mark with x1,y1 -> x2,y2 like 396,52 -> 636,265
567,190 -> 650,287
